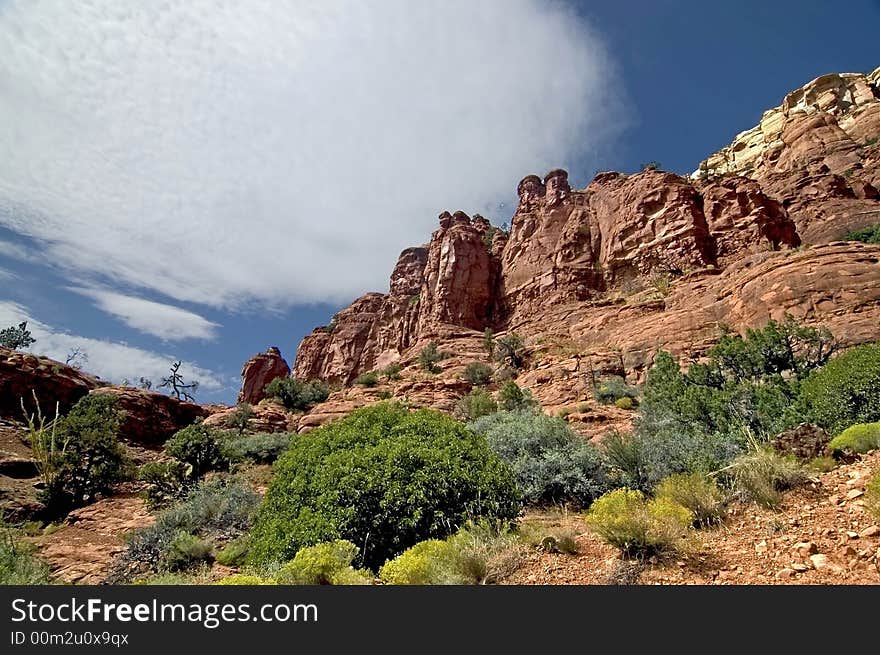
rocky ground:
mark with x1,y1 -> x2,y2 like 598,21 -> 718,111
508,450 -> 880,585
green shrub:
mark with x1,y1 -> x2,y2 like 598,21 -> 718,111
464,362 -> 493,386
845,224 -> 880,244
600,429 -> 736,493
215,536 -> 250,567
586,488 -> 693,557
595,376 -> 639,404
162,531 -> 214,571
497,380 -> 538,412
828,422 -> 880,455
264,378 -> 330,411
798,344 -> 880,434
418,342 -> 444,373
382,363 -> 402,381
493,333 -> 526,369
111,479 -> 260,581
272,540 -> 372,585
354,371 -> 379,387
454,388 -> 497,421
377,390 -> 393,400
247,403 -> 521,570
139,461 -> 193,509
219,432 -> 291,464
39,394 -> 129,515
378,539 -> 454,585
723,444 -> 808,508
0,521 -> 52,584
216,574 -> 268,585
469,410 -> 609,507
165,423 -> 225,477
866,473 -> 880,522
223,403 -> 253,436
654,473 -> 726,526
518,522 -> 581,554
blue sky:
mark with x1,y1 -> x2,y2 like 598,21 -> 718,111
0,0 -> 878,404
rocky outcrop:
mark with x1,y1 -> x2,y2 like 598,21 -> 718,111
238,347 -> 291,404
203,402 -> 296,434
290,67 -> 880,418
696,68 -> 880,243
88,387 -> 209,447
696,68 -> 880,179
0,347 -> 103,420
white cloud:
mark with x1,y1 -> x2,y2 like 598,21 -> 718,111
0,300 -> 225,390
0,0 -> 625,309
68,286 -> 220,341
0,266 -> 14,281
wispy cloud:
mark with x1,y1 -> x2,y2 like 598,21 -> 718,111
0,0 -> 625,309
68,286 -> 220,341
0,300 -> 225,390
0,266 -> 14,281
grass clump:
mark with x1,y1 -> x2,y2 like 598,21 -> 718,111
162,531 -> 215,571
0,519 -> 52,584
654,473 -> 727,526
215,536 -> 250,567
381,363 -> 402,381
723,443 -> 808,508
418,342 -> 445,374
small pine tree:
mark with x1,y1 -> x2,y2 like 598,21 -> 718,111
0,321 -> 35,350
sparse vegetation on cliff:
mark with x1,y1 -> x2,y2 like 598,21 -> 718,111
264,377 -> 330,411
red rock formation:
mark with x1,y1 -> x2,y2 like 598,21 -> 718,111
88,387 -> 209,447
289,68 -> 880,411
0,347 -> 103,420
238,346 -> 291,404
416,211 -> 496,332
203,402 -> 296,434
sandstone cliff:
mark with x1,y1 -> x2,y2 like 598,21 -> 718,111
285,67 -> 880,432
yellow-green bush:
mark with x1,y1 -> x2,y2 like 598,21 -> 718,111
379,540 -> 454,585
272,540 -> 372,585
828,422 -> 880,455
866,472 -> 880,522
654,473 -> 726,526
379,522 -> 525,585
586,488 -> 692,556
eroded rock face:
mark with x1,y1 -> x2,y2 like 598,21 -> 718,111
0,347 -> 102,420
88,387 -> 209,447
291,68 -> 880,403
417,211 -> 496,332
697,68 -> 880,243
238,347 -> 291,404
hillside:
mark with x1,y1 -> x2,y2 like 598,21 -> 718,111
1,67 -> 879,586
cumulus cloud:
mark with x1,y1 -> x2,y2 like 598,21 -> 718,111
0,301 -> 225,390
68,286 -> 220,341
0,0 -> 624,308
